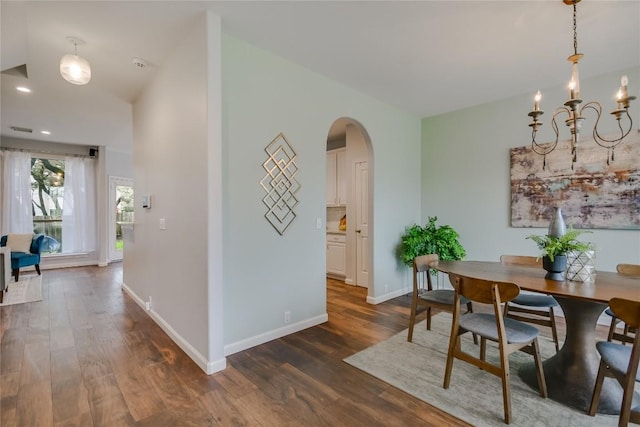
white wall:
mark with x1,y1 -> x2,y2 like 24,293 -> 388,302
221,34 -> 422,352
127,12 -> 224,373
421,67 -> 640,271
105,148 -> 133,179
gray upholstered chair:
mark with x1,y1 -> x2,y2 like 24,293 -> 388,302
589,297 -> 640,426
407,254 -> 474,342
444,273 -> 548,424
501,255 -> 561,351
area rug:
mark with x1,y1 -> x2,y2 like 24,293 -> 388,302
0,275 -> 43,306
344,313 -> 620,427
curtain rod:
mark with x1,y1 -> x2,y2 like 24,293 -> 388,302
0,146 -> 97,159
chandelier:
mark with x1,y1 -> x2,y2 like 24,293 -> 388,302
527,0 -> 635,170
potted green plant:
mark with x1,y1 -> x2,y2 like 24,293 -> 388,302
399,216 -> 466,269
526,228 -> 593,281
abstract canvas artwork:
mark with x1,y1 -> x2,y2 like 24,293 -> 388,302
511,131 -> 640,229
260,133 -> 300,235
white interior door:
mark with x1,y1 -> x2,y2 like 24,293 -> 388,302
355,161 -> 369,288
109,176 -> 134,262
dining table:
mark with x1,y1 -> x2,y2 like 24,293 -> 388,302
433,260 -> 640,414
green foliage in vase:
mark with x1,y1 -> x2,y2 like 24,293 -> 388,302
399,216 -> 466,267
526,228 -> 593,262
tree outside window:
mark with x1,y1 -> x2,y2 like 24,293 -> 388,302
31,158 -> 64,253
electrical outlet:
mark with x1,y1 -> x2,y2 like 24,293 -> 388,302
145,296 -> 152,311
384,284 -> 389,294
284,311 -> 291,324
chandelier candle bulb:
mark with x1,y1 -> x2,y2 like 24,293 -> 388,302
534,91 -> 541,111
620,75 -> 628,98
616,89 -> 624,110
568,80 -> 576,100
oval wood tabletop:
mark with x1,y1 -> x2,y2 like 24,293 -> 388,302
434,260 -> 640,304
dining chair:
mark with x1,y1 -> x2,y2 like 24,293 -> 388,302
500,255 -> 561,351
443,273 -> 548,425
407,254 -> 474,343
588,297 -> 640,426
605,264 -> 640,345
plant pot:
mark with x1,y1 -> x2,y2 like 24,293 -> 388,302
566,250 -> 596,282
543,255 -> 567,281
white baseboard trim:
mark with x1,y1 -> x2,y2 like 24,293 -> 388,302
41,259 -> 98,270
344,278 -> 354,285
121,282 -> 226,375
98,262 -> 109,267
224,313 -> 329,356
366,286 -> 411,305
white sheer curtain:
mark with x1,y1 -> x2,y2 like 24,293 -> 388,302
1,150 -> 34,234
62,156 -> 97,253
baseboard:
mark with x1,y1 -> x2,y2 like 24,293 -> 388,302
366,286 -> 411,305
224,313 -> 329,356
121,282 -> 226,375
41,259 -> 98,270
344,278 -> 354,285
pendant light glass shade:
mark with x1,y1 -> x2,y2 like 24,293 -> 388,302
60,53 -> 91,85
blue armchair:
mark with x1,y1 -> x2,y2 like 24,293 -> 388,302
0,234 -> 45,282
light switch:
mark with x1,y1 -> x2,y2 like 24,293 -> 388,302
316,218 -> 322,229
159,218 -> 166,230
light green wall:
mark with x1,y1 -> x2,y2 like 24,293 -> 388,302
222,34 -> 422,347
421,67 -> 640,271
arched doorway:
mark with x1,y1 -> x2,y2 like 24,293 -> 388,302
326,118 -> 374,299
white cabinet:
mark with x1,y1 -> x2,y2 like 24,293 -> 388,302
326,148 -> 347,206
326,233 -> 346,278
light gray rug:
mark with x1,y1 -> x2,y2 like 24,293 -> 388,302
344,313 -> 620,427
1,275 -> 43,306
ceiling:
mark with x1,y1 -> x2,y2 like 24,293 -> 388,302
1,1 -> 638,152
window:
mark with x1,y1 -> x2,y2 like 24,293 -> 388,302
31,157 -> 64,254
2,150 -> 96,255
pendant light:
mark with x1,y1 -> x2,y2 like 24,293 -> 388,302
60,37 -> 91,85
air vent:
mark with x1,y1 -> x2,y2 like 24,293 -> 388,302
10,126 -> 33,133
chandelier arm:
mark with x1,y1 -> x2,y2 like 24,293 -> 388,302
531,108 -> 564,156
581,102 -> 634,149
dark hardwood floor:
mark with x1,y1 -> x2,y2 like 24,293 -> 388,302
0,266 -> 611,426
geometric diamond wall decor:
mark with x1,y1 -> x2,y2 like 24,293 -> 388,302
260,133 -> 300,235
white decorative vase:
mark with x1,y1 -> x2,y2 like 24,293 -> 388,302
566,250 -> 596,282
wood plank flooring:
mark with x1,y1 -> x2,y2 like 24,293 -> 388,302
0,267 -> 610,426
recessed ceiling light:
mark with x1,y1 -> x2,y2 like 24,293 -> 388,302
16,86 -> 31,93
40,130 -> 51,135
